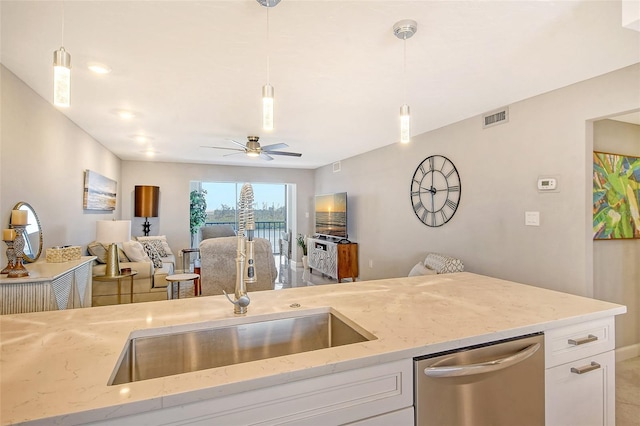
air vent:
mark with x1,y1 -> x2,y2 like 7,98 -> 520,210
482,107 -> 509,129
333,161 -> 341,173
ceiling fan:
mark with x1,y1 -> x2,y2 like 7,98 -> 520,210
202,136 -> 302,161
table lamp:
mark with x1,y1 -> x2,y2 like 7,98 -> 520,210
96,220 -> 131,278
134,186 -> 159,236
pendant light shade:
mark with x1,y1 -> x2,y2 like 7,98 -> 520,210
53,47 -> 71,107
400,104 -> 411,144
262,84 -> 274,131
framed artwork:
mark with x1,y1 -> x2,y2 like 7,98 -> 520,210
593,151 -> 640,239
83,170 -> 117,211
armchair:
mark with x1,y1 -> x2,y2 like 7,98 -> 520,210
199,236 -> 277,296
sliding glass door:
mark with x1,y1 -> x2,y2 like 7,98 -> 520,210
200,182 -> 287,254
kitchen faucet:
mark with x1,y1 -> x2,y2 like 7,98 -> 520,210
224,183 -> 255,314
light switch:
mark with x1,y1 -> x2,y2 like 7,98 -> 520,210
525,211 -> 540,226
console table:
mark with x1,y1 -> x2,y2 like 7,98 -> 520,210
307,238 -> 358,282
0,256 -> 95,314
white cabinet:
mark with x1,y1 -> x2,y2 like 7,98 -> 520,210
92,359 -> 413,425
0,257 -> 94,314
545,317 -> 616,426
308,238 -> 358,282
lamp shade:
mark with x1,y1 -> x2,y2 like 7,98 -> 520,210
96,220 -> 131,244
134,186 -> 160,218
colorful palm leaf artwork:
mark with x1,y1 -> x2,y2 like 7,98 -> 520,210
593,151 -> 640,239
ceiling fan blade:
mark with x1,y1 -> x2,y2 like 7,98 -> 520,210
260,143 -> 288,151
227,139 -> 248,149
201,146 -> 245,152
259,152 -> 274,161
265,150 -> 302,157
223,151 -> 246,157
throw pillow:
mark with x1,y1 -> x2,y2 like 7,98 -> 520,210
122,240 -> 151,263
87,241 -> 130,264
140,241 -> 163,269
136,235 -> 173,256
408,261 -> 437,277
87,241 -> 107,263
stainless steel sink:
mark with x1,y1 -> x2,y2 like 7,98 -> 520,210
109,310 -> 374,385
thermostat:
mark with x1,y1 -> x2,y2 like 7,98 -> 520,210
537,177 -> 557,191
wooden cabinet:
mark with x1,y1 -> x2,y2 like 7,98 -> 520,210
545,317 -> 616,426
0,257 -> 95,314
308,238 -> 358,282
90,359 -> 413,425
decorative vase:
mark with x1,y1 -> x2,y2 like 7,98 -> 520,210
302,255 -> 309,270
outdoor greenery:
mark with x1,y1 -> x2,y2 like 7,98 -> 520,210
206,203 -> 285,223
190,190 -> 208,243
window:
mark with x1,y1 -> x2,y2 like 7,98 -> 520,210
200,182 -> 287,254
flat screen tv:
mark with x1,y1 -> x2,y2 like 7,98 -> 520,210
315,192 -> 348,239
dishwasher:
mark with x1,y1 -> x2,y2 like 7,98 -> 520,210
414,333 -> 544,426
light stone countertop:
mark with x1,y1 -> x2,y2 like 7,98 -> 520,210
0,256 -> 96,284
0,272 -> 626,425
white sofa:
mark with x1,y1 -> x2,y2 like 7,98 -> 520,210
90,237 -> 176,306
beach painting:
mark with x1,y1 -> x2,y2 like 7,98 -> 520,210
593,151 -> 640,239
83,170 -> 117,211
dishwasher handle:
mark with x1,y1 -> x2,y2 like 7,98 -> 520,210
423,342 -> 541,378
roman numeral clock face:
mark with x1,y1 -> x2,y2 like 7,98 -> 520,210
410,155 -> 461,227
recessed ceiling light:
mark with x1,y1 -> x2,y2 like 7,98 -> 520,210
131,134 -> 154,143
116,110 -> 136,120
87,62 -> 111,74
142,149 -> 158,157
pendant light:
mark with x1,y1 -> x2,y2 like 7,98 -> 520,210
53,1 -> 71,108
394,20 -> 417,144
257,0 -> 280,131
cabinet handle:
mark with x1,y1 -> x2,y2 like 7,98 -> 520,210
567,334 -> 598,346
570,361 -> 601,375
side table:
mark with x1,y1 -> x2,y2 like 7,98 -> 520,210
166,273 -> 200,299
93,271 -> 137,304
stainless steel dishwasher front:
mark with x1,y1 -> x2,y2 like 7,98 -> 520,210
414,333 -> 544,426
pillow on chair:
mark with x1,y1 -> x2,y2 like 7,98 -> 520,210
201,225 -> 236,240
408,261 -> 437,277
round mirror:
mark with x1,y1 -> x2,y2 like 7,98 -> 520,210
10,202 -> 43,263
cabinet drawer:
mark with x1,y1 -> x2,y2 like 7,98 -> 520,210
545,317 -> 614,368
545,350 -> 615,426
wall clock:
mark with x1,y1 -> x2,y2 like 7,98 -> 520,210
410,155 -> 461,227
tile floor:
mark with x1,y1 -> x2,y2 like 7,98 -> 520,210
617,356 -> 640,426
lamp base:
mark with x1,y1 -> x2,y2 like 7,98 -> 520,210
103,243 -> 121,278
142,218 -> 151,236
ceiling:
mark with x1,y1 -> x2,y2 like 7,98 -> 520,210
1,1 -> 639,169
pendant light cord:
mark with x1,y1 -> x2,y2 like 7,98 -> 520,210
266,5 -> 270,84
403,36 -> 407,104
61,1 -> 65,46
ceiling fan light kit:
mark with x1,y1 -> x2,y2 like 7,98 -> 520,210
203,136 -> 301,161
394,19 -> 417,144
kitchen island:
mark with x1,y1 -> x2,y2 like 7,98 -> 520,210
0,272 -> 626,425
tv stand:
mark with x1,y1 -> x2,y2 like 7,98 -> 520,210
307,237 -> 358,283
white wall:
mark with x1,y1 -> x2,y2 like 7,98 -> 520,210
120,161 -> 315,263
0,66 -> 121,267
315,64 -> 640,301
593,119 -> 640,350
